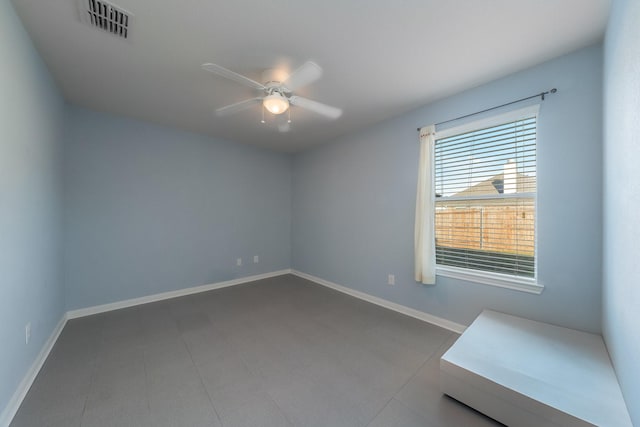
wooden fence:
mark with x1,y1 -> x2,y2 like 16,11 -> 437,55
435,203 -> 535,256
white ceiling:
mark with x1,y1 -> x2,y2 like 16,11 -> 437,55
11,0 -> 610,152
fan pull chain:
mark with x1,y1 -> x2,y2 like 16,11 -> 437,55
260,106 -> 265,124
288,108 -> 291,124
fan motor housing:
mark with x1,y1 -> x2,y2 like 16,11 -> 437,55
262,69 -> 291,93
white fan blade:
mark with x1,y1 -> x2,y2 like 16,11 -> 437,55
278,122 -> 291,133
283,61 -> 322,91
215,98 -> 262,116
202,63 -> 265,90
289,96 -> 342,119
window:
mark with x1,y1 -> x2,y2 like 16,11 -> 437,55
433,106 -> 540,292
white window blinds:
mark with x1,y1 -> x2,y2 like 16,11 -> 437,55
434,112 -> 537,278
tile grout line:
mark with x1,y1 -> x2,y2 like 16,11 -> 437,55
363,342 -> 434,427
141,342 -> 153,422
260,379 -> 296,427
12,276 -> 468,427
175,318 -> 225,426
208,315 -> 297,427
78,318 -> 107,427
77,362 -> 96,425
232,349 -> 296,427
364,331 -> 456,426
140,307 -> 165,426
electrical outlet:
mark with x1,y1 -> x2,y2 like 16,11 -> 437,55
236,258 -> 242,266
388,274 -> 395,286
253,255 -> 259,263
25,322 -> 31,345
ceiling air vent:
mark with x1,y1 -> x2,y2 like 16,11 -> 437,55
78,0 -> 133,40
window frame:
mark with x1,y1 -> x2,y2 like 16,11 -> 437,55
432,105 -> 543,294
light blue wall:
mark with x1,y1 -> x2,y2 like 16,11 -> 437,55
62,106 -> 292,310
0,0 -> 65,417
293,44 -> 603,333
603,0 -> 640,423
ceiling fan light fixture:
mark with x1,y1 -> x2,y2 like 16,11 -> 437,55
263,93 -> 289,115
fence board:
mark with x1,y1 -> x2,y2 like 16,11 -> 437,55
435,203 -> 535,256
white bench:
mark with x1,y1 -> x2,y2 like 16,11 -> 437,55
440,310 -> 632,427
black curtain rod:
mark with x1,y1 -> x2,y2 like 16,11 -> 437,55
417,88 -> 557,132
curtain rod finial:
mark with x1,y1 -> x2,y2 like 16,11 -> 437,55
550,88 -> 557,93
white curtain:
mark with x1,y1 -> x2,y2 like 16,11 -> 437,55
415,125 -> 436,285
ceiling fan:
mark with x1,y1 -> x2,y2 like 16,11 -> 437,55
201,61 -> 342,129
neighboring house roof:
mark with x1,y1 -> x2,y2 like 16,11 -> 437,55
452,173 -> 536,197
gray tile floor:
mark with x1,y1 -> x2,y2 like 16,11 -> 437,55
11,274 -> 501,427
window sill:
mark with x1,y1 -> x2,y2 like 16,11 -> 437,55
436,265 -> 544,294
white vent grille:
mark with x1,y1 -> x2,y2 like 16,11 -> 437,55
79,0 -> 132,39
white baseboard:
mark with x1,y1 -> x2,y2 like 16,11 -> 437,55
1,269 -> 291,427
0,314 -> 67,427
67,269 -> 292,319
2,268 -> 462,427
291,270 -> 467,334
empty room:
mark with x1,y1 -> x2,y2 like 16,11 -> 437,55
1,0 -> 638,426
